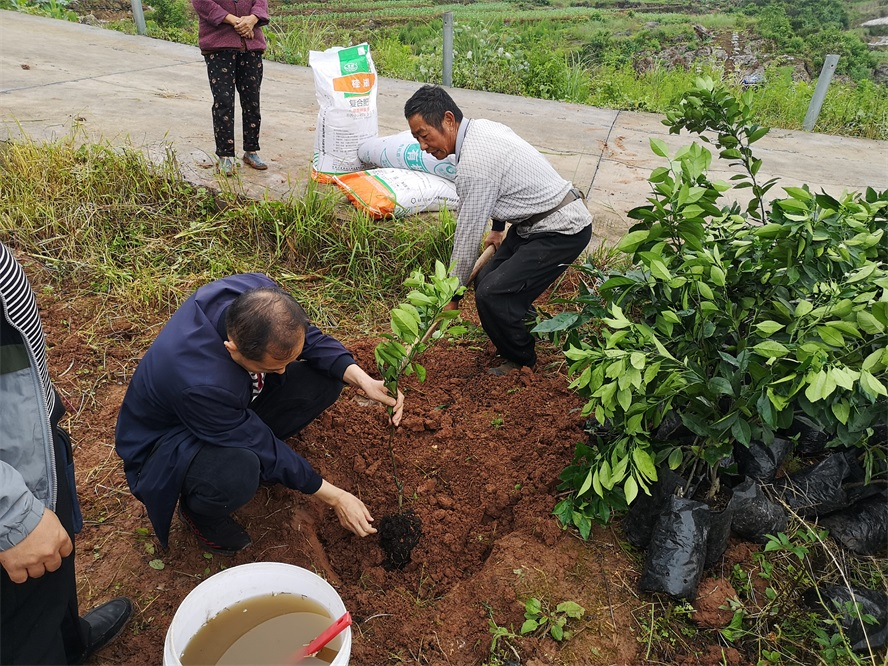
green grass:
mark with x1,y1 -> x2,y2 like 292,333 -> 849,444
0,134 -> 453,330
7,0 -> 886,138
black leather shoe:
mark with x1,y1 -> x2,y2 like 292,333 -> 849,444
80,597 -> 133,661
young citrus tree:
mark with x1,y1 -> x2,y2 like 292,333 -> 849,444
546,78 -> 887,534
374,260 -> 466,569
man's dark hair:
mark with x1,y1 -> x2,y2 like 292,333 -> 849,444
403,85 -> 463,130
226,287 -> 309,361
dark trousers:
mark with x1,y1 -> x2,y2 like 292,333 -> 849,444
1,429 -> 88,665
475,223 -> 592,367
180,362 -> 343,518
204,50 -> 263,158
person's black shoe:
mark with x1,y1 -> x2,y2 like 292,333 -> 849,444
78,597 -> 133,662
177,503 -> 252,556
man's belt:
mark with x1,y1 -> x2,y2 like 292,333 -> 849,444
491,186 -> 584,231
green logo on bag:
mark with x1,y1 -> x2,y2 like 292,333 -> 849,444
403,143 -> 424,170
338,44 -> 371,75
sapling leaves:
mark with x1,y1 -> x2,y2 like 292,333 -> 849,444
375,260 -> 466,504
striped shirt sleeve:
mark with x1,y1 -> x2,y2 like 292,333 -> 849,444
0,242 -> 56,417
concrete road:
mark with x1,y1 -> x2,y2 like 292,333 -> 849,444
2,11 -> 886,245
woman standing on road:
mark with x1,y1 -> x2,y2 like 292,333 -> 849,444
192,0 -> 270,176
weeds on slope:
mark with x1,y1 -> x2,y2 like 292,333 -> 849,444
0,134 -> 454,331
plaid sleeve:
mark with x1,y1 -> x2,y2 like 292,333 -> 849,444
451,176 -> 499,285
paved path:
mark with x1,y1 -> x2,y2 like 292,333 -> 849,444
2,11 -> 886,244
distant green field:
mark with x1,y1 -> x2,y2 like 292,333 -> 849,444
10,0 -> 883,138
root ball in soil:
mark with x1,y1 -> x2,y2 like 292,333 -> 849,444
379,509 -> 423,571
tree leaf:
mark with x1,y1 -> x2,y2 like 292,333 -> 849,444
616,230 -> 652,254
847,262 -> 877,284
617,387 -> 632,412
709,377 -> 734,396
532,312 -> 580,334
648,259 -> 672,281
624,475 -> 639,505
857,311 -> 885,335
860,371 -> 888,399
825,320 -> 861,339
752,340 -> 790,359
755,320 -> 784,336
816,326 -> 844,347
668,447 -> 683,470
831,400 -> 850,425
632,447 -> 658,481
794,300 -> 813,318
732,418 -> 752,446
577,469 -> 594,497
649,138 -> 669,158
392,307 -> 419,339
805,370 -> 827,402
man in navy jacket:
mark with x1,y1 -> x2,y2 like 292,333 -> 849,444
115,274 -> 403,555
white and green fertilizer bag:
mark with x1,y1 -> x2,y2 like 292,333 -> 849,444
358,131 -> 457,182
309,43 -> 378,182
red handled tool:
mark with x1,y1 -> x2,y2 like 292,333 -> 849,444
288,611 -> 352,664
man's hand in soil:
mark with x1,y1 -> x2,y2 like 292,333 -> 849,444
0,508 -> 72,583
343,364 -> 405,426
313,480 -> 377,537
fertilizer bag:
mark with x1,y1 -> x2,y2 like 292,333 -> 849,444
358,131 -> 457,181
310,43 -> 378,183
334,168 -> 458,219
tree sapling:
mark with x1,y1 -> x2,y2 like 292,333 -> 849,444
374,260 -> 466,569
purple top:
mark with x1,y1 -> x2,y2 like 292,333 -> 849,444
191,0 -> 269,52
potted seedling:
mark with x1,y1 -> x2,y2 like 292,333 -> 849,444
374,260 -> 467,569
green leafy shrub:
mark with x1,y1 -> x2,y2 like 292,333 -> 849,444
3,0 -> 77,21
148,0 -> 192,30
547,77 -> 888,531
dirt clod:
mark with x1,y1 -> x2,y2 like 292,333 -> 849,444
378,509 -> 423,570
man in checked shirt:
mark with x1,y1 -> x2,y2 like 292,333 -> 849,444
405,85 -> 593,375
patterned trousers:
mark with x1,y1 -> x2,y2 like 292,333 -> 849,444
204,50 -> 263,157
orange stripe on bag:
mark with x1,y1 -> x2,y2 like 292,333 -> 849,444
331,73 -> 377,94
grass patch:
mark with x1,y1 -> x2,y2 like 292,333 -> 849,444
0,134 -> 453,331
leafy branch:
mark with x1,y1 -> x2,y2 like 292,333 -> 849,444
374,260 -> 466,506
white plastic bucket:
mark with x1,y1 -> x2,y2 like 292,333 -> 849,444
163,562 -> 351,665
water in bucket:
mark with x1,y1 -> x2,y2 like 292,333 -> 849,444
180,593 -> 338,665
164,562 -> 351,666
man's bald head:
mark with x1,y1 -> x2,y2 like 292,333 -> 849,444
225,287 -> 309,362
